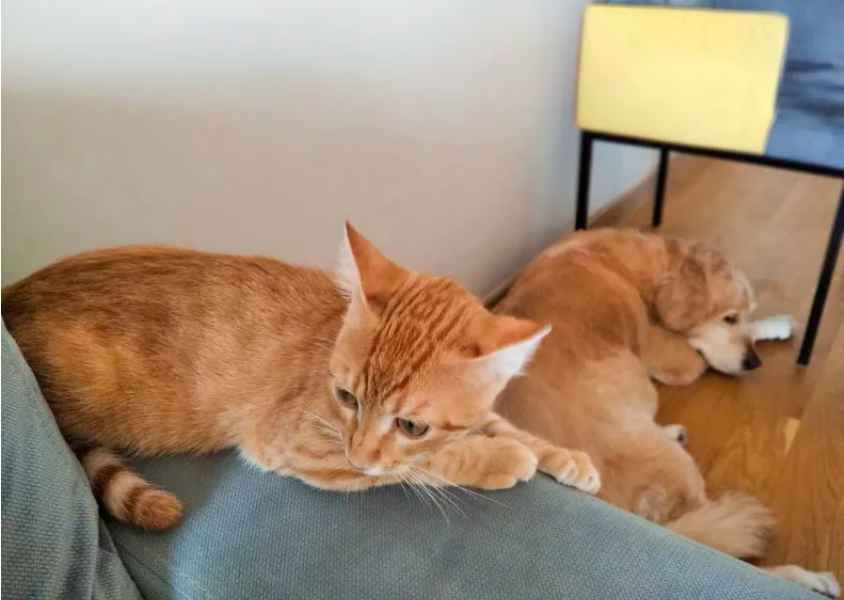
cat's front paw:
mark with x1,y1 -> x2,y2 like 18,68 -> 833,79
538,447 -> 601,494
474,438 -> 538,490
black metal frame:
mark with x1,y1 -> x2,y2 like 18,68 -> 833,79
575,130 -> 844,366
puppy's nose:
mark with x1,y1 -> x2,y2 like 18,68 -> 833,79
742,349 -> 762,371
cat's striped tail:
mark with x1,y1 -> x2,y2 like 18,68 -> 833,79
78,446 -> 183,531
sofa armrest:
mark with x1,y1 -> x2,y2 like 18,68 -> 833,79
108,452 -> 815,600
1,324 -> 143,600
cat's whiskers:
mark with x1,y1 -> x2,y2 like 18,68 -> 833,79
399,471 -> 430,508
303,410 -> 338,429
311,425 -> 344,445
314,426 -> 343,441
303,411 -> 343,440
395,473 -> 412,503
313,435 -> 345,453
409,466 -> 464,506
412,465 -> 508,509
407,469 -> 447,522
399,472 -> 432,510
405,468 -> 451,524
409,466 -> 466,517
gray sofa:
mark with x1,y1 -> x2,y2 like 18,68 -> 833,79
1,323 -> 817,599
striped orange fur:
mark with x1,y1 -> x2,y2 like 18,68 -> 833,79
80,447 -> 182,531
2,224 -> 599,530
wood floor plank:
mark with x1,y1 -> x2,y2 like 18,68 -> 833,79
765,319 -> 844,571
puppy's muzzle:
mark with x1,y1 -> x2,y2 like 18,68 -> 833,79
742,347 -> 762,371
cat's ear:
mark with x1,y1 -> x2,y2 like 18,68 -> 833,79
337,222 -> 405,313
459,314 -> 551,387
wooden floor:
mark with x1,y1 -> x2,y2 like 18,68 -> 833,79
601,156 -> 843,580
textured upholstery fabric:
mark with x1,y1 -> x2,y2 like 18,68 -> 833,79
1,324 -> 143,600
108,453 -> 815,600
598,0 -> 844,171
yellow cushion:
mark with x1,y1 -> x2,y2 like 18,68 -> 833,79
576,6 -> 788,154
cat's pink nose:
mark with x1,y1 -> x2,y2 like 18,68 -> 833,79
346,443 -> 380,472
347,457 -> 368,472
346,449 -> 374,472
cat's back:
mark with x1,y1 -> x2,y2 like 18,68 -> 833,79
3,246 -> 344,360
3,245 -> 337,324
2,246 -> 345,450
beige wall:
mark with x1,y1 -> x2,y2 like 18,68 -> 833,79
1,0 -> 656,292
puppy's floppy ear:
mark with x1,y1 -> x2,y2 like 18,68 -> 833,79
655,258 -> 709,332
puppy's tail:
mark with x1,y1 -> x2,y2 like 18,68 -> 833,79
78,446 -> 183,531
665,492 -> 775,558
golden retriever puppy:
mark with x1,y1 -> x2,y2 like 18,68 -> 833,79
493,229 -> 839,597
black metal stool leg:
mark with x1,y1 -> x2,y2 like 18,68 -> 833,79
652,148 -> 669,227
575,132 -> 594,230
797,183 -> 844,366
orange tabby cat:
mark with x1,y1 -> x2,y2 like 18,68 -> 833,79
2,224 -> 600,531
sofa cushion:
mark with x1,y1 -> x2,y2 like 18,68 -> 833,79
108,452 -> 815,599
1,324 -> 143,600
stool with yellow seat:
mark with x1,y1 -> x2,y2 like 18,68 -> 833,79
574,3 -> 844,366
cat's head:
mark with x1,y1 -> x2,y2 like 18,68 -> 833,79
328,223 -> 549,477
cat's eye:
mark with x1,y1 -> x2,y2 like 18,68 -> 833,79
335,387 -> 358,409
396,418 -> 429,438
723,314 -> 738,325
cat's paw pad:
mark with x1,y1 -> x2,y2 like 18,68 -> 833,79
475,439 -> 538,490
539,448 -> 601,494
752,315 -> 798,342
663,424 -> 688,447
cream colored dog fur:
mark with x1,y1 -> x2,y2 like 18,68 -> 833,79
495,229 -> 839,598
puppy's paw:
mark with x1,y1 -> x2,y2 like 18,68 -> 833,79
751,315 -> 798,342
538,447 -> 601,494
768,566 -> 840,598
810,572 -> 842,599
662,424 -> 688,447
